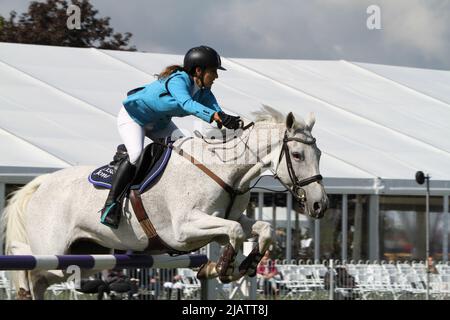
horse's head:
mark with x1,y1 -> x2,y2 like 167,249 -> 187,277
273,111 -> 328,219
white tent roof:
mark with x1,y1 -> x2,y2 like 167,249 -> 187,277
1,42 -> 449,194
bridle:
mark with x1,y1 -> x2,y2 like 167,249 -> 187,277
272,130 -> 323,204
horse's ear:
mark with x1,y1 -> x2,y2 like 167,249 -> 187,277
306,112 -> 316,130
286,112 -> 295,129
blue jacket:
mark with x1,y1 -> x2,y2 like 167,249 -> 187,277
122,71 -> 222,131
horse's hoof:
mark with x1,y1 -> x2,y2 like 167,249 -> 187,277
17,288 -> 32,300
197,261 -> 217,280
196,263 -> 209,280
246,268 -> 257,278
239,262 -> 258,277
197,264 -> 206,280
238,244 -> 263,277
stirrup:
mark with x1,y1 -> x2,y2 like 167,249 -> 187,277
100,203 -> 120,229
100,202 -> 116,221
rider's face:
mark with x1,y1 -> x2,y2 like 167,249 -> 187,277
194,67 -> 218,88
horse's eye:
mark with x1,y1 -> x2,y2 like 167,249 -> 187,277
292,152 -> 304,161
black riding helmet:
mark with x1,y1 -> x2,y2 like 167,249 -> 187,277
183,45 -> 226,75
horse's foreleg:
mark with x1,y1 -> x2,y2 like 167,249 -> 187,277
175,209 -> 246,251
236,215 -> 274,277
237,214 -> 274,254
175,209 -> 246,283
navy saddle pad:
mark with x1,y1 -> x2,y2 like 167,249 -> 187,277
88,138 -> 173,194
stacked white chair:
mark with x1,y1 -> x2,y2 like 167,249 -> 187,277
177,268 -> 201,299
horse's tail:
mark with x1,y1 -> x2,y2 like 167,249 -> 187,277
1,174 -> 50,254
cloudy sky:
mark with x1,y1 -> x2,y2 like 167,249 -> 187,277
1,0 -> 449,70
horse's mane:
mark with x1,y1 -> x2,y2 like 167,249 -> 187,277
252,105 -> 285,124
254,104 -> 313,133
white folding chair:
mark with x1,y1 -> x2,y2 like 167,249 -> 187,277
0,271 -> 12,300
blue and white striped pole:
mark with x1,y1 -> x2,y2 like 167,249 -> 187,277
0,254 -> 208,271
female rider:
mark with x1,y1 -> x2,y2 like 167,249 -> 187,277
100,45 -> 241,228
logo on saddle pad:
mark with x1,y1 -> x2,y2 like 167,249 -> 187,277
88,138 -> 172,194
94,166 -> 115,180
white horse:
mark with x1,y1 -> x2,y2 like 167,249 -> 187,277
1,106 -> 328,299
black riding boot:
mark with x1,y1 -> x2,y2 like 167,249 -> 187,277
100,159 -> 136,229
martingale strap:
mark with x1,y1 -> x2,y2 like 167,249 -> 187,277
174,147 -> 235,195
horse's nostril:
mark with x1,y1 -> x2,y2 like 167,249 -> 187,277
313,202 -> 321,212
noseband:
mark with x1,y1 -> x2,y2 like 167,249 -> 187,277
274,131 -> 323,203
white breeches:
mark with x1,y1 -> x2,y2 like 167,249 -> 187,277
117,107 -> 183,164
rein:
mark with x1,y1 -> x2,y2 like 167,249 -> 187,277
193,122 -> 255,145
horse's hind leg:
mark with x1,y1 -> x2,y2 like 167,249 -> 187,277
13,272 -> 32,300
8,241 -> 33,299
8,243 -> 65,300
29,272 -> 49,300
29,270 -> 66,300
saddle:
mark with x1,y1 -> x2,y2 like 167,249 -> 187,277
88,137 -> 172,193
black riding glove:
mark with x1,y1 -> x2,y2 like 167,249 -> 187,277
218,111 -> 241,130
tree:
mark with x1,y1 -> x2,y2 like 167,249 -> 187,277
0,0 -> 136,51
